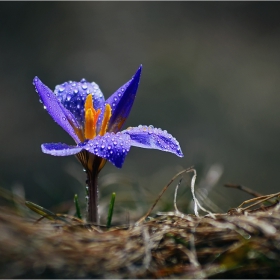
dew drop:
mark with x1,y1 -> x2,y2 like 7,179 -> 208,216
82,84 -> 88,90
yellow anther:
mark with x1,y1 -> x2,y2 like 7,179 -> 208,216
94,108 -> 101,129
85,94 -> 93,112
85,108 -> 95,139
99,104 -> 112,136
84,94 -> 100,140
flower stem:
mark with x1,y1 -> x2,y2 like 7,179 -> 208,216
86,168 -> 99,224
85,156 -> 103,224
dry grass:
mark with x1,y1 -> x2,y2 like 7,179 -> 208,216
1,183 -> 280,279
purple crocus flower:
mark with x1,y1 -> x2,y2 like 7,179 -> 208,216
33,65 -> 183,223
33,66 -> 183,169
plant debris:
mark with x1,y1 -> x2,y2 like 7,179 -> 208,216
1,170 -> 280,279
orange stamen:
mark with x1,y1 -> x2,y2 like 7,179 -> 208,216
94,109 -> 101,129
85,108 -> 95,139
84,94 -> 99,139
99,104 -> 112,136
85,94 -> 93,112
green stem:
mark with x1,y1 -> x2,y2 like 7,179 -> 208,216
106,192 -> 116,228
74,194 -> 82,220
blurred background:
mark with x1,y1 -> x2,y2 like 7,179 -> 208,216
1,2 -> 280,222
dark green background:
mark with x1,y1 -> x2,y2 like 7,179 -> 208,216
1,2 -> 280,219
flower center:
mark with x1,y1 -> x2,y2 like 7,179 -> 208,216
84,94 -> 112,140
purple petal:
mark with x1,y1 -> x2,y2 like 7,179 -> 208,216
105,65 -> 142,133
85,132 -> 131,168
33,77 -> 81,143
41,142 -> 83,156
122,125 -> 184,157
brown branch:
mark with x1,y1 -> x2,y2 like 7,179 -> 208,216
224,183 -> 263,197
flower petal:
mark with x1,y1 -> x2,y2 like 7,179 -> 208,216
33,77 -> 81,143
105,65 -> 142,133
41,142 -> 83,156
85,132 -> 131,168
54,79 -> 105,126
122,125 -> 184,157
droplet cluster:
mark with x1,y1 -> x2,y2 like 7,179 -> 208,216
33,77 -> 81,143
105,81 -> 128,115
123,125 -> 184,157
54,79 -> 105,126
42,142 -> 83,156
86,132 -> 131,168
104,71 -> 140,132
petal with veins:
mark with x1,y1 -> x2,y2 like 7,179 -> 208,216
106,65 -> 142,133
86,132 -> 131,168
122,125 -> 184,157
41,142 -> 83,156
33,77 -> 81,143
